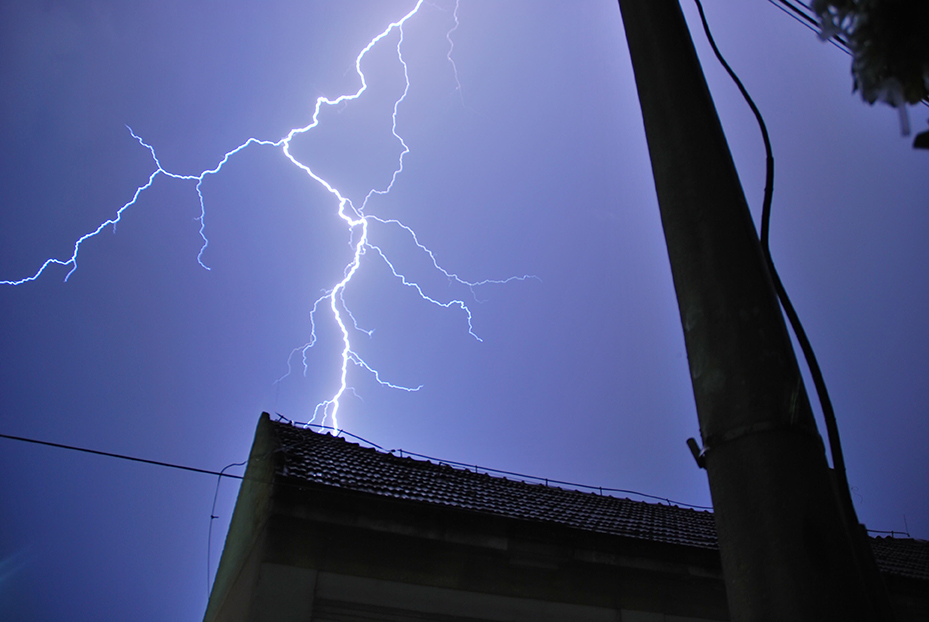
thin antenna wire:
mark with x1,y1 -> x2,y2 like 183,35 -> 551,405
207,459 -> 248,599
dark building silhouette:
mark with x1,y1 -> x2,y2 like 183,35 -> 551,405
204,413 -> 929,621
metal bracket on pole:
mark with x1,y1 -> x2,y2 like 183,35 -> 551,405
686,437 -> 706,469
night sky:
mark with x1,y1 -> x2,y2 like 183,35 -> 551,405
1,1 -> 927,620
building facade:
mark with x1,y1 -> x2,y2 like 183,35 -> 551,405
204,414 -> 929,621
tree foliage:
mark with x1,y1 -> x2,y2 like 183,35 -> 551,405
812,0 -> 929,107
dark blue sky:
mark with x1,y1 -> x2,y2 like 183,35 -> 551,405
2,1 -> 927,620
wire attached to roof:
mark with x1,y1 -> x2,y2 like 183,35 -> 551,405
284,418 -> 714,510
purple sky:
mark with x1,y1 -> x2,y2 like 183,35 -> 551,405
1,1 -> 927,620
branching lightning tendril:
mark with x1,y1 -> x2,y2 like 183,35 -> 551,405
1,0 -> 536,432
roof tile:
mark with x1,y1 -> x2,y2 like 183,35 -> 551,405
269,420 -> 928,580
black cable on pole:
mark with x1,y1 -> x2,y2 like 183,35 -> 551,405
0,432 -> 245,480
689,10 -> 903,617
691,0 -> 852,501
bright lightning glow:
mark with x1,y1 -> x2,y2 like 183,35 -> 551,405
1,0 -> 536,433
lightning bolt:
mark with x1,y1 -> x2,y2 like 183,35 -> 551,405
445,0 -> 466,105
1,0 -> 536,433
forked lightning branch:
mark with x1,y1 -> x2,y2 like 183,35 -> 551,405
0,0 -> 534,431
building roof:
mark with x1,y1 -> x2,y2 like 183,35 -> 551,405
870,537 -> 929,582
268,418 -> 928,581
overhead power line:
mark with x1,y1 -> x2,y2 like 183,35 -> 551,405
0,432 -> 244,480
766,0 -> 852,54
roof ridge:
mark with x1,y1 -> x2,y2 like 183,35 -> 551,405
272,419 -> 713,511
264,418 -> 929,580
269,418 -> 721,550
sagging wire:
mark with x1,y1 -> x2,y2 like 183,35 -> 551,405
691,0 -> 854,508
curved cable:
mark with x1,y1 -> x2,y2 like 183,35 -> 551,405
207,459 -> 249,598
692,0 -> 852,503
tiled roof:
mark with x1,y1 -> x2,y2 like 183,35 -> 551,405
870,537 -> 929,582
272,421 -> 718,549
269,420 -> 927,580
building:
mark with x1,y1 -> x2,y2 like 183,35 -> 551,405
204,413 -> 929,621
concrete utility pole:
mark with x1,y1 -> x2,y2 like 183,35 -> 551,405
615,1 -> 892,619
